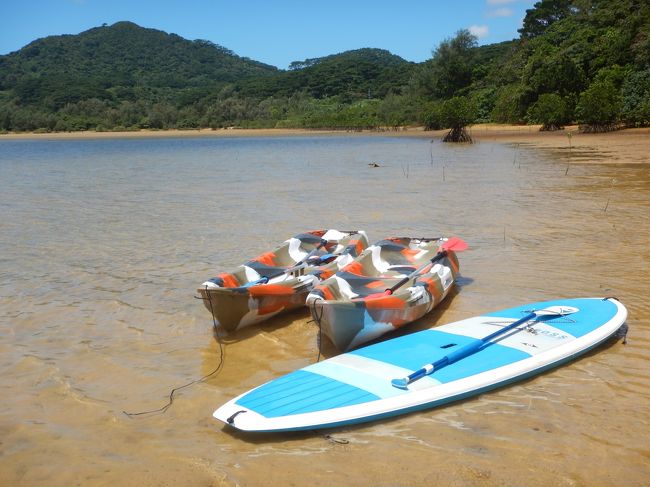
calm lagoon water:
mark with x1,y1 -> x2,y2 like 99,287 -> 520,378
1,134 -> 649,485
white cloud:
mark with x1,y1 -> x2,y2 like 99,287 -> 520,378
468,25 -> 490,39
485,0 -> 516,18
487,7 -> 514,17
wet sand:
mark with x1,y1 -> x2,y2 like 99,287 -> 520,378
1,133 -> 649,486
467,124 -> 650,165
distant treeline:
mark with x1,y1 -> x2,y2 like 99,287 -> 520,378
0,0 -> 649,133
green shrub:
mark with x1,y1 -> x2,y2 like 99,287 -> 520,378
440,96 -> 477,129
526,93 -> 569,130
622,69 -> 650,127
491,85 -> 525,124
575,81 -> 622,132
422,101 -> 443,130
440,96 -> 477,142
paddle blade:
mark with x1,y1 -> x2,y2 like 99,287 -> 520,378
391,378 -> 410,390
440,237 -> 468,252
239,277 -> 269,289
307,253 -> 336,264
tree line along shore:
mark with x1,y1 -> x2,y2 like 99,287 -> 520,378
0,1 -> 648,136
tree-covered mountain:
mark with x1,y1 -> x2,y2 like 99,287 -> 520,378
236,48 -> 414,100
0,21 -> 278,109
1,0 -> 649,133
0,22 -> 417,131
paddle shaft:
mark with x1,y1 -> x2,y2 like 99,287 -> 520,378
247,239 -> 330,286
385,250 -> 449,295
394,311 -> 537,387
267,230 -> 365,281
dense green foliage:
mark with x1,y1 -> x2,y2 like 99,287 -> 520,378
237,48 -> 413,101
440,96 -> 477,141
527,93 -> 570,130
413,30 -> 478,100
506,0 -> 650,131
1,0 -> 649,133
621,69 -> 650,125
0,22 -> 276,105
575,80 -> 622,130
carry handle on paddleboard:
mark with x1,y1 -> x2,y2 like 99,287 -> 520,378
391,305 -> 578,389
384,237 -> 468,295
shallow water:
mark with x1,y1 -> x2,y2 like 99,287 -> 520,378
1,134 -> 649,486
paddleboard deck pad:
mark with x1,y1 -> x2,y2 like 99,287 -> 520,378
213,297 -> 627,432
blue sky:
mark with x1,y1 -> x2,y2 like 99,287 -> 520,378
1,0 -> 536,68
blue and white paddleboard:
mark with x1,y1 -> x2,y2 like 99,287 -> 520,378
213,297 -> 627,432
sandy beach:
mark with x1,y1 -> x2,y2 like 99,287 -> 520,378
2,124 -> 649,165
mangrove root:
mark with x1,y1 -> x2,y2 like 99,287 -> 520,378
442,127 -> 473,143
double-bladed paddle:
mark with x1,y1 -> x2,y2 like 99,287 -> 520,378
239,238 -> 330,288
390,305 -> 578,389
382,237 -> 468,296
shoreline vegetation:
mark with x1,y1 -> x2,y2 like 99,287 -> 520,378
2,124 -> 648,165
1,3 -> 649,140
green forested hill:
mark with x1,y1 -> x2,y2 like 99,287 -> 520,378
236,48 -> 414,100
0,22 -> 417,130
1,0 -> 649,133
0,22 -> 277,109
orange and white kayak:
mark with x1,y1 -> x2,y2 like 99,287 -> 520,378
197,229 -> 368,331
306,237 -> 464,351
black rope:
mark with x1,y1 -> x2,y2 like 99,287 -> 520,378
123,286 -> 225,417
308,297 -> 325,363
